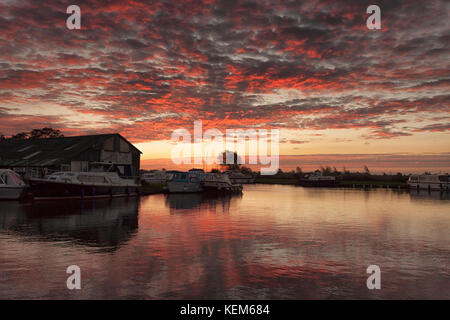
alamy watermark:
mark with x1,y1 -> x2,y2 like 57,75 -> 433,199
66,5 -> 81,30
366,265 -> 381,290
65,4 -> 381,31
66,265 -> 81,290
171,121 -> 279,175
366,5 -> 381,30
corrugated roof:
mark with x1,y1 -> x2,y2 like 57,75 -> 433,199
0,133 -> 141,167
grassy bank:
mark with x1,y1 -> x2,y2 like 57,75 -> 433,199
255,177 -> 408,188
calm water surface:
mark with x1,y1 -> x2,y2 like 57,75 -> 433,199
0,185 -> 449,299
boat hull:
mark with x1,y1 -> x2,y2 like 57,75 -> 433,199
0,186 -> 27,200
407,182 -> 450,191
167,181 -> 202,193
30,180 -> 139,200
299,179 -> 340,188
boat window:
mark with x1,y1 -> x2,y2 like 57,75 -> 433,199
439,176 -> 449,182
181,174 -> 187,180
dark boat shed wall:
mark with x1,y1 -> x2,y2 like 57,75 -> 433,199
0,134 -> 141,178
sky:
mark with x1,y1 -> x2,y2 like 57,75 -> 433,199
0,0 -> 449,172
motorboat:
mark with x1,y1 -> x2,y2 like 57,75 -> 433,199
200,172 -> 243,193
167,170 -> 243,193
141,170 -> 174,184
0,169 -> 28,200
299,171 -> 340,188
167,171 -> 202,193
407,174 -> 450,191
225,171 -> 255,184
30,163 -> 140,200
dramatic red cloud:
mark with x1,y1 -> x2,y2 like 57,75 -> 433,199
0,0 -> 448,156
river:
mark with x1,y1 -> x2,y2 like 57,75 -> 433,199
0,185 -> 448,299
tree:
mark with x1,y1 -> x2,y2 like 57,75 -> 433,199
11,132 -> 30,140
30,127 -> 64,139
240,166 -> 253,175
364,165 -> 370,174
2,128 -> 64,141
320,166 -> 332,175
219,150 -> 242,171
0,134 -> 5,141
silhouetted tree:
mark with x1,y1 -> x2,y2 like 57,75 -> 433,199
11,132 -> 30,140
320,166 -> 333,175
240,166 -> 253,175
30,127 -> 64,139
4,127 -> 63,140
220,150 -> 242,170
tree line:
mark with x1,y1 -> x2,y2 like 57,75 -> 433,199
0,127 -> 64,141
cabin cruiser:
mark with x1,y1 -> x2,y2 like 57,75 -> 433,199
30,163 -> 140,200
141,170 -> 174,184
407,174 -> 450,191
299,171 -> 340,188
201,172 -> 243,193
167,171 -> 202,193
0,169 -> 28,200
225,171 -> 255,184
167,170 -> 243,193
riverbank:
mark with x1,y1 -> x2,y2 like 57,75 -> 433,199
255,177 -> 408,188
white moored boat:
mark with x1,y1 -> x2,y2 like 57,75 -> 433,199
141,170 -> 174,184
0,169 -> 28,200
167,170 -> 242,193
200,172 -> 243,193
30,163 -> 140,200
407,174 -> 450,191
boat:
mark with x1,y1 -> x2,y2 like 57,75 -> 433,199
167,170 -> 243,193
407,174 -> 450,191
225,171 -> 255,184
141,170 -> 174,184
299,171 -> 340,188
200,172 -> 243,193
29,163 -> 140,200
0,169 -> 28,200
167,171 -> 203,193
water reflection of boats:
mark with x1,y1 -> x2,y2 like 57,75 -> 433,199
165,192 -> 241,211
409,189 -> 450,201
0,198 -> 139,250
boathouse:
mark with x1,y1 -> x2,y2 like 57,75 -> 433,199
0,134 -> 142,178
